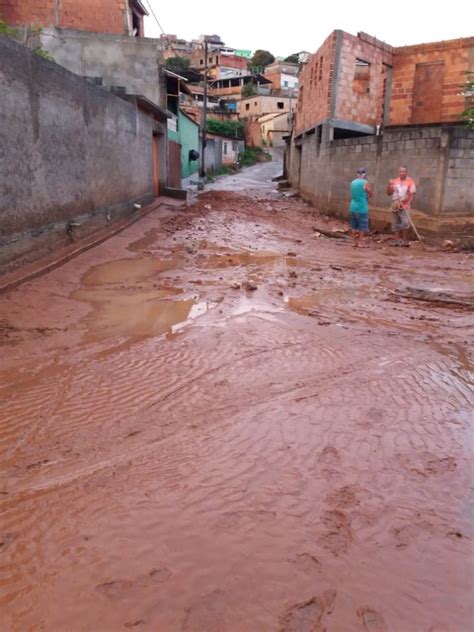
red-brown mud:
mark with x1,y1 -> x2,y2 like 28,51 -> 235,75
0,176 -> 473,630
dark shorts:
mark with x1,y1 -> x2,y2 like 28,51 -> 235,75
350,212 -> 369,232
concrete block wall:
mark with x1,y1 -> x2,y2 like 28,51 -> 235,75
287,125 -> 474,222
390,38 -> 474,125
443,127 -> 474,215
0,35 -> 158,269
0,0 -> 128,33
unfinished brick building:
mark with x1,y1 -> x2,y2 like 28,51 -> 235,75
294,30 -> 474,139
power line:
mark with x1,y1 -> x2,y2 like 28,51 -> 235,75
142,0 -> 181,57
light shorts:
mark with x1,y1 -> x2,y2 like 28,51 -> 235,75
392,208 -> 410,231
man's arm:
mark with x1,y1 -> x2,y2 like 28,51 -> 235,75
364,182 -> 372,198
387,180 -> 394,196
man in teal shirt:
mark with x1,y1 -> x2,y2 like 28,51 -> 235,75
349,168 -> 372,248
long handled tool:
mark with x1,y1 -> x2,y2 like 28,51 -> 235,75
404,207 -> 425,248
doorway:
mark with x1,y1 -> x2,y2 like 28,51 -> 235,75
152,133 -> 159,196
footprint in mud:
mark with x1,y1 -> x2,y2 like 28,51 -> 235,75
124,619 -> 146,629
357,606 -> 387,631
398,452 -> 457,478
96,567 -> 171,599
25,459 -> 51,471
96,579 -> 132,599
316,446 -> 341,479
182,589 -> 228,632
0,532 -> 18,552
358,407 -> 385,430
293,553 -> 322,574
280,590 -> 337,632
318,510 -> 353,556
325,485 -> 360,510
390,519 -> 435,549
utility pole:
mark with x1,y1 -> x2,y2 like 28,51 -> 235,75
200,37 -> 208,179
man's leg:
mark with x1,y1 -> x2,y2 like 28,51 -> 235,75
352,230 -> 360,247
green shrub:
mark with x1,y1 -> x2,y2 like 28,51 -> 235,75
207,119 -> 244,138
239,147 -> 272,167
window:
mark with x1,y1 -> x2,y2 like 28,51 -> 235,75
223,142 -> 228,155
284,80 -> 288,87
277,101 -> 284,109
255,101 -> 257,106
245,103 -> 250,111
353,59 -> 371,94
354,59 -> 370,79
209,56 -> 213,63
216,55 -> 219,64
130,2 -> 144,37
319,56 -> 323,81
200,59 -> 203,65
232,141 -> 237,151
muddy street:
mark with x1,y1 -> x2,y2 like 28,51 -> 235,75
0,158 -> 473,631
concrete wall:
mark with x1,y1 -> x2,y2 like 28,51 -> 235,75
221,138 -> 244,165
204,137 -> 223,173
39,28 -> 163,108
238,95 -> 294,119
0,35 -> 162,270
286,124 -> 474,233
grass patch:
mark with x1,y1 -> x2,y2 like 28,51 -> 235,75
206,164 -> 239,182
239,147 -> 272,167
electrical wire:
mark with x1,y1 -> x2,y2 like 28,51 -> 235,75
142,0 -> 182,57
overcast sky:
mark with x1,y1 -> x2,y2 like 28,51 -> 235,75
143,0 -> 473,56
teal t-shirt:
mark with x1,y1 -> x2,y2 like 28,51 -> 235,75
350,178 -> 369,213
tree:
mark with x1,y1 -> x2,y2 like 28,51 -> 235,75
284,53 -> 299,64
241,82 -> 255,98
250,49 -> 275,70
461,71 -> 474,129
165,56 -> 190,74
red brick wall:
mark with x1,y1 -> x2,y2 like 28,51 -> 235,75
294,32 -> 336,135
0,0 -> 127,33
389,38 -> 474,125
264,68 -> 281,90
245,121 -> 261,148
336,32 -> 393,126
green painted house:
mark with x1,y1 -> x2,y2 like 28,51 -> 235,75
178,110 -> 200,179
165,71 -> 200,185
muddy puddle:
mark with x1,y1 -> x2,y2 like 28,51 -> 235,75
286,287 -> 369,315
196,249 -> 304,270
73,256 -> 209,341
81,256 -> 184,286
